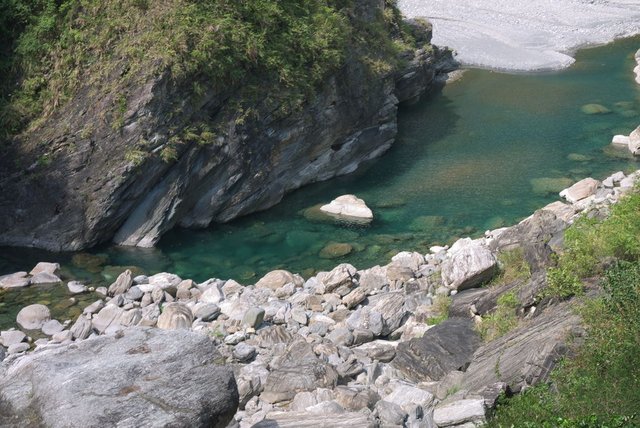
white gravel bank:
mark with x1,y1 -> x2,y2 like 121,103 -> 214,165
399,0 -> 640,71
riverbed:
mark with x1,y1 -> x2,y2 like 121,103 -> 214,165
1,37 -> 639,329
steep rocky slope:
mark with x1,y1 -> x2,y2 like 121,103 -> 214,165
0,0 -> 453,251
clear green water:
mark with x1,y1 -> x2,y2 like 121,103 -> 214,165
1,37 -> 639,329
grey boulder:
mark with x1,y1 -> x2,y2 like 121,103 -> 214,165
393,318 -> 480,382
441,238 -> 497,291
16,304 -> 51,330
156,303 -> 193,330
67,281 -> 88,294
107,270 -> 133,296
261,340 -> 338,403
462,301 -> 581,394
0,327 -> 238,428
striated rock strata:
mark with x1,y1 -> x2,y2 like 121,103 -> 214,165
0,1 -> 453,251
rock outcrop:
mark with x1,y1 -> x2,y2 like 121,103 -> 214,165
1,168 -> 635,428
461,302 -> 582,394
0,0 -> 453,252
0,327 -> 238,428
393,318 -> 480,382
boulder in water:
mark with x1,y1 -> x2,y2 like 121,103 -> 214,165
320,195 -> 373,220
530,177 -> 574,195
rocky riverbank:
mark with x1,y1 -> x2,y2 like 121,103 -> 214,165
0,1 -> 455,252
399,0 -> 640,71
1,167 -> 637,427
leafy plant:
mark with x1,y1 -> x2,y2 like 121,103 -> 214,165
478,290 -> 520,341
490,248 -> 531,286
543,267 -> 583,300
427,294 -> 451,325
489,247 -> 640,424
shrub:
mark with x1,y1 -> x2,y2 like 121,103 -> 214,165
490,248 -> 531,286
0,0 -> 420,143
426,294 -> 451,325
543,267 -> 583,300
489,260 -> 640,426
478,290 -> 520,341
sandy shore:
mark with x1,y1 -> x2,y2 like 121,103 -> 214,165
399,0 -> 640,72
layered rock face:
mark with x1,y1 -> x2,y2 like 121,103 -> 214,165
0,2 -> 453,251
0,327 -> 238,428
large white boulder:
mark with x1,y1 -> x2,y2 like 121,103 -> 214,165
629,126 -> 640,155
320,195 -> 373,220
559,177 -> 600,204
441,238 -> 497,291
16,304 -> 51,330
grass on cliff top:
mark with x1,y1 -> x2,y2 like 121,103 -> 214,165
488,189 -> 640,426
0,0 -> 420,140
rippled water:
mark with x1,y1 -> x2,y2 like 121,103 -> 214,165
1,37 -> 639,329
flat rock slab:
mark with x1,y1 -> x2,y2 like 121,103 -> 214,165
28,262 -> 60,276
254,411 -> 375,427
433,398 -> 486,427
0,327 -> 238,428
399,0 -> 640,71
462,301 -> 581,393
393,318 -> 480,382
0,272 -> 30,289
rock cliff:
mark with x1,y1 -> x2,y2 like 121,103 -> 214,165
0,1 -> 453,251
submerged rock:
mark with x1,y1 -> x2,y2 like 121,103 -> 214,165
320,195 -> 374,220
0,327 -> 238,427
581,103 -> 610,115
319,242 -> 353,259
530,177 -> 574,195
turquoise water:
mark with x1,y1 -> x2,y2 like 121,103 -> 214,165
1,37 -> 639,327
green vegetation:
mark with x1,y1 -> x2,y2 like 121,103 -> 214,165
542,190 -> 640,299
478,290 -> 520,341
490,248 -> 531,285
0,0 -> 422,142
426,294 -> 451,325
542,266 -> 584,300
489,190 -> 640,426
